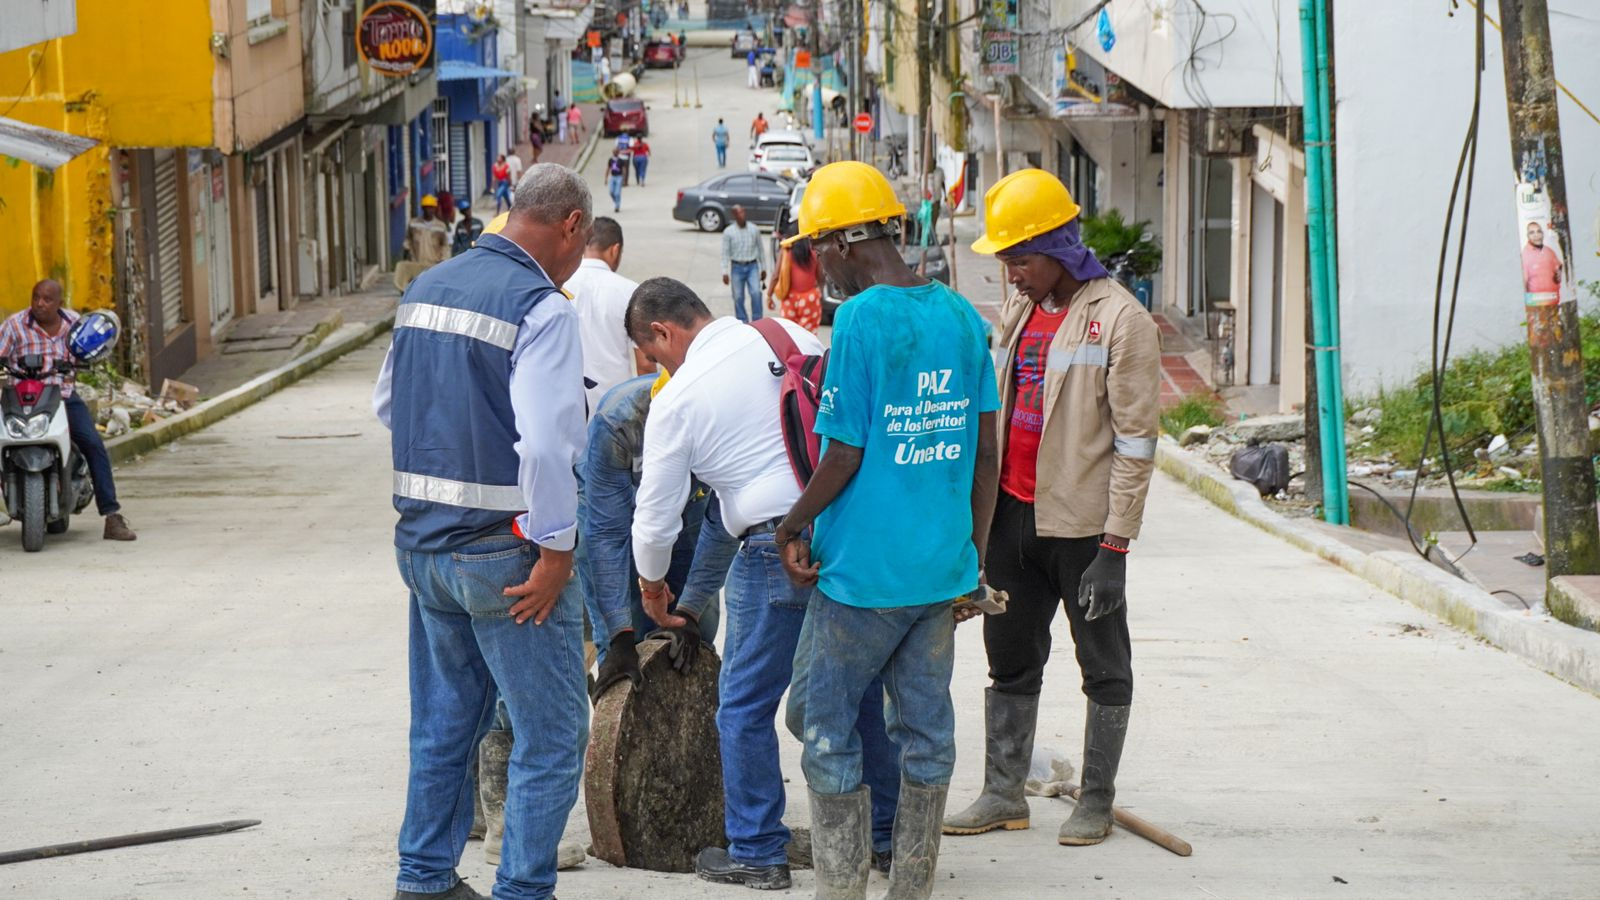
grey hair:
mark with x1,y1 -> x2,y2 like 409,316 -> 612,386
512,163 -> 592,227
625,277 -> 711,342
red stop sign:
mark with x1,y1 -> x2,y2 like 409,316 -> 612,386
853,112 -> 873,134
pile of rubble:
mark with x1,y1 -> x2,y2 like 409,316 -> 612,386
1176,407 -> 1542,513
76,378 -> 200,438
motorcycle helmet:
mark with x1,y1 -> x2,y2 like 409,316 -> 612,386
67,310 -> 121,364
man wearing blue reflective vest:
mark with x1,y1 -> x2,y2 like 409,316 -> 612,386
373,163 -> 593,900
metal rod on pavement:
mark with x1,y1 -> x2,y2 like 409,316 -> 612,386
1496,0 -> 1600,580
0,820 -> 261,866
694,63 -> 702,107
1063,786 -> 1191,857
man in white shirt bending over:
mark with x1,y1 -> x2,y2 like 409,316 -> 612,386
625,277 -> 902,891
562,216 -> 651,412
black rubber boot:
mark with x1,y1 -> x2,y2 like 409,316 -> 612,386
1058,701 -> 1130,846
695,846 -> 793,890
808,787 -> 871,900
478,730 -> 512,865
942,690 -> 1038,835
885,780 -> 948,900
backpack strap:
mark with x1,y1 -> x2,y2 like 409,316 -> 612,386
750,318 -> 801,367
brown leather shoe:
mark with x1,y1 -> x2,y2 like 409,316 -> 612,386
103,513 -> 137,541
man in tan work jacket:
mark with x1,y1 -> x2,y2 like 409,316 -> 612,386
944,167 -> 1160,849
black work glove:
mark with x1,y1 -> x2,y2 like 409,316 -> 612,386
651,615 -> 702,676
591,631 -> 643,703
1077,547 -> 1127,622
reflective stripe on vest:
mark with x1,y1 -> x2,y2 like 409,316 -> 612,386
1046,344 -> 1108,371
394,471 -> 525,511
1114,435 -> 1158,460
395,302 -> 519,350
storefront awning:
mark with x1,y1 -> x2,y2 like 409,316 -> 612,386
0,117 -> 99,171
438,61 -> 521,82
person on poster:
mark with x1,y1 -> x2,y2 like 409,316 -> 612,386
1522,221 -> 1564,297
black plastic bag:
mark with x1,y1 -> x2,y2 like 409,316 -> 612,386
1230,444 -> 1290,497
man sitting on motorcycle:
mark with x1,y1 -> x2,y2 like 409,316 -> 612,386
0,279 -> 136,541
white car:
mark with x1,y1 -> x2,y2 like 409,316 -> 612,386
751,143 -> 815,178
749,129 -> 812,172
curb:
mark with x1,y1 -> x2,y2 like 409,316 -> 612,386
1156,437 -> 1600,696
106,312 -> 395,465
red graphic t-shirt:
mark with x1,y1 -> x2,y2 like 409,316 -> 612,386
1000,303 -> 1069,502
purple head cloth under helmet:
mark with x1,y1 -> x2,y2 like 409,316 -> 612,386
999,218 -> 1111,283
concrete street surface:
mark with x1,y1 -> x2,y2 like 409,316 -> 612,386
4,40 -> 1600,900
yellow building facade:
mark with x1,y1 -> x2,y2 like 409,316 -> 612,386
0,0 -> 215,316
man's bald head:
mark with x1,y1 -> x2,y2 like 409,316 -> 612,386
30,279 -> 63,328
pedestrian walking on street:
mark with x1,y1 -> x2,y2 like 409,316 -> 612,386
943,168 -> 1160,850
774,161 -> 1000,900
749,111 -> 768,143
606,153 -> 626,212
566,104 -> 584,145
553,91 -> 569,143
506,150 -> 525,188
625,278 -> 903,891
766,232 -> 821,332
678,0 -> 688,18
373,163 -> 593,900
528,126 -> 544,164
493,154 -> 513,214
720,205 -> 767,322
746,48 -> 759,88
0,279 -> 138,541
629,136 -> 650,186
712,118 -> 730,167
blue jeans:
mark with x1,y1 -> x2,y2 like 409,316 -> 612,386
632,156 -> 649,184
729,260 -> 762,323
395,535 -> 588,900
607,174 -> 623,210
716,532 -> 899,864
65,393 -> 118,515
715,143 -> 728,166
787,623 -> 902,852
790,590 -> 957,793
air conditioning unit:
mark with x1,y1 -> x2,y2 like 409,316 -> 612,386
1200,110 -> 1246,157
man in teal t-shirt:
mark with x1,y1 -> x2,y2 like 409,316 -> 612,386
774,161 -> 1001,897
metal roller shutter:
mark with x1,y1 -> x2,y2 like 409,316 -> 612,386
152,149 -> 184,333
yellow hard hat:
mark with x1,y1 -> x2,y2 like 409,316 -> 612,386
420,194 -> 438,208
482,212 -> 509,236
971,168 -> 1081,255
784,161 -> 906,247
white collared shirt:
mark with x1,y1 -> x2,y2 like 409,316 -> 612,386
631,316 -> 822,580
563,257 -> 641,412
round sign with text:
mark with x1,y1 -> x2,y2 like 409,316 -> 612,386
357,1 -> 434,78
853,112 -> 873,134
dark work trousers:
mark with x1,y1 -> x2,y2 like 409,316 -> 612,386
64,394 -> 119,516
983,492 -> 1132,706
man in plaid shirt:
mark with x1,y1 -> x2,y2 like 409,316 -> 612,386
0,279 -> 137,540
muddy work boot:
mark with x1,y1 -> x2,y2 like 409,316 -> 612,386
478,730 -> 512,865
885,780 -> 948,900
394,878 -> 487,900
1058,701 -> 1131,846
103,513 -> 137,541
694,846 -> 792,890
942,690 -> 1038,835
808,787 -> 871,899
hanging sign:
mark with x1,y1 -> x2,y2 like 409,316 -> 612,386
357,1 -> 433,77
982,30 -> 1017,76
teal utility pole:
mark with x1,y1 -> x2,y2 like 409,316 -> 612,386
1298,0 -> 1349,524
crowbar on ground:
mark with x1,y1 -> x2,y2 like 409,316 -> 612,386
1062,785 -> 1192,857
0,819 -> 261,865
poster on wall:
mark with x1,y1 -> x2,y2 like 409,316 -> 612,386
357,1 -> 434,78
982,31 -> 1018,76
1516,181 -> 1567,307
